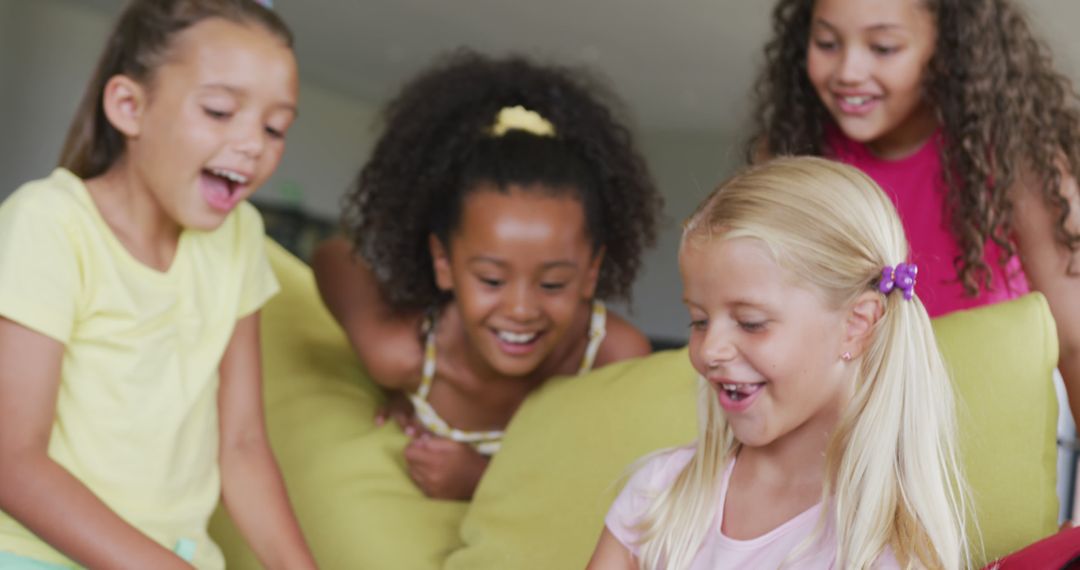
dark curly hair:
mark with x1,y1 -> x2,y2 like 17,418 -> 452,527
342,50 -> 661,311
748,0 -> 1080,296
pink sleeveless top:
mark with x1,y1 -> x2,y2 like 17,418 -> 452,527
826,126 -> 1028,317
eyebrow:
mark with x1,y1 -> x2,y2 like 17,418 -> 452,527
680,297 -> 771,311
198,83 -> 299,116
813,18 -> 903,33
468,256 -> 578,270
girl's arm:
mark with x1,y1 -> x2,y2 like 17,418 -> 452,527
217,312 -> 317,570
586,528 -> 638,570
1011,167 -> 1080,424
311,237 -> 422,390
0,318 -> 193,570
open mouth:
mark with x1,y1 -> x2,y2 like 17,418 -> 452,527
834,93 -> 879,115
201,168 -> 250,212
719,382 -> 765,402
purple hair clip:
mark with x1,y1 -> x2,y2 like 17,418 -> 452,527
255,0 -> 272,7
878,262 -> 918,300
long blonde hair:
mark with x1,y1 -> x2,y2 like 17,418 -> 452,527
636,157 -> 969,569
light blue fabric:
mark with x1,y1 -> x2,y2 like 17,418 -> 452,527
0,538 -> 194,569
0,552 -> 72,570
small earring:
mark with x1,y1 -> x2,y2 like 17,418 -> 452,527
841,351 -> 852,361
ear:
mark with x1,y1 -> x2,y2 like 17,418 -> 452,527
582,246 -> 605,299
841,290 -> 884,358
101,75 -> 148,138
429,233 -> 454,292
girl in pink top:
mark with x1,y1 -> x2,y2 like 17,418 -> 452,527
748,0 -> 1080,426
588,158 -> 969,570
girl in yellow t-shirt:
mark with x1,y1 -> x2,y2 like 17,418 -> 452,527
0,1 -> 315,569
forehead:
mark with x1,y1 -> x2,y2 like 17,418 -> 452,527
812,0 -> 933,31
156,17 -> 297,99
452,188 -> 589,251
679,237 -> 824,308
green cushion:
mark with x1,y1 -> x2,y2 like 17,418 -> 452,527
210,240 -> 1059,569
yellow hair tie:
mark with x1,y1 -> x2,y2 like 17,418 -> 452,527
490,105 -> 556,137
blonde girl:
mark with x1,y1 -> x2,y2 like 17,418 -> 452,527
588,157 -> 968,569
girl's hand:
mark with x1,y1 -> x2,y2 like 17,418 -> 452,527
374,390 -> 422,434
403,433 -> 489,500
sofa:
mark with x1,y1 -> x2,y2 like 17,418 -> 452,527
208,239 -> 1061,569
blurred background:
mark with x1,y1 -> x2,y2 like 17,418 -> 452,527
1,0 -> 1079,525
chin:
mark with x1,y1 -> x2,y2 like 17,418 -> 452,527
832,119 -> 883,144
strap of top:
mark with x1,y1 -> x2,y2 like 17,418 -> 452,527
577,300 -> 607,374
408,300 -> 607,455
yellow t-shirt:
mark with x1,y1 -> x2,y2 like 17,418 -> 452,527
0,169 -> 279,569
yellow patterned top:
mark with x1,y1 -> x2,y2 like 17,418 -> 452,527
408,300 -> 607,455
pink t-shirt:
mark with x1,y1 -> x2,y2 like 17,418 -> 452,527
826,126 -> 1028,317
604,447 -> 899,569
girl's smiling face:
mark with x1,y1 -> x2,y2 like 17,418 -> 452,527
431,186 -> 603,379
806,0 -> 938,158
680,235 -> 853,449
120,17 -> 298,231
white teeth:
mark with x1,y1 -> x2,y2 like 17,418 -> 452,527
209,168 -> 249,185
721,382 -> 761,392
842,95 -> 871,106
497,330 -> 538,344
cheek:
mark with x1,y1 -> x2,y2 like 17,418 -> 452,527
686,336 -> 707,376
455,284 -> 496,317
805,50 -> 831,90
258,142 -> 287,174
542,294 -> 582,327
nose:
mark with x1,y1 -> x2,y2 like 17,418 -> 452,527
232,117 -> 267,160
506,282 -> 541,322
836,47 -> 870,85
699,324 -> 737,369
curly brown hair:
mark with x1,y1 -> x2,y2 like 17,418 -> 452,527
749,0 -> 1080,295
342,50 -> 661,311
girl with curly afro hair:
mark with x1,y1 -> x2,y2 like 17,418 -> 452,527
312,50 -> 661,501
748,0 -> 1080,431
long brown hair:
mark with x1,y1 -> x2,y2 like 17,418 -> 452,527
749,0 -> 1080,295
58,0 -> 292,179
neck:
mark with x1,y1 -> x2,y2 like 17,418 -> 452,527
865,102 -> 939,160
85,158 -> 182,269
736,386 -> 850,489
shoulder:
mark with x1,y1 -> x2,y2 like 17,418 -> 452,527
594,309 -> 651,366
606,446 -> 697,548
620,446 -> 697,501
1,169 -> 87,223
0,170 -> 90,254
